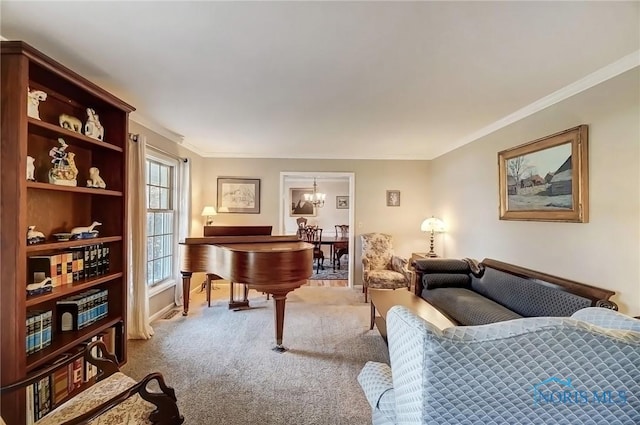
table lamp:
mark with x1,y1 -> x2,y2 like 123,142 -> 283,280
420,216 -> 446,257
201,206 -> 217,226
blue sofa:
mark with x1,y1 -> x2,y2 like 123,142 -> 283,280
412,258 -> 618,325
358,306 -> 640,425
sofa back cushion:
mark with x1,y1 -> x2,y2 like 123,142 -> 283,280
471,267 -> 592,317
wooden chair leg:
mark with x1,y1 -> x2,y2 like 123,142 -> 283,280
364,286 -> 368,303
370,300 -> 375,330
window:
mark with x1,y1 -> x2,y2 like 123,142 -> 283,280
146,156 -> 177,287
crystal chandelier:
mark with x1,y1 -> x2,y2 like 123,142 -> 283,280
304,178 -> 326,208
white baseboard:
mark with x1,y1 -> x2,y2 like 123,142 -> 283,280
150,302 -> 177,323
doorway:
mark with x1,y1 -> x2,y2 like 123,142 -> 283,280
279,172 -> 355,288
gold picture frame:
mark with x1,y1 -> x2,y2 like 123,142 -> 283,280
498,125 -> 588,222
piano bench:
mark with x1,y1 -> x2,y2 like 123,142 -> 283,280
1,341 -> 184,425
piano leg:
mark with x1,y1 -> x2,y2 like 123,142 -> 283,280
181,272 -> 192,316
272,293 -> 288,353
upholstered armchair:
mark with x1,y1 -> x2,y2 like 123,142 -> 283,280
358,306 -> 640,425
360,233 -> 412,304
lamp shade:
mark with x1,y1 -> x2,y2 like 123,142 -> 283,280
201,206 -> 217,216
421,217 -> 446,233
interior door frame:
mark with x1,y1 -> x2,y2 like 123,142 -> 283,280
279,171 -> 355,288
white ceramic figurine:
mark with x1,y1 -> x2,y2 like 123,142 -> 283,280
26,156 -> 36,181
27,88 -> 47,120
84,108 -> 104,141
86,167 -> 106,189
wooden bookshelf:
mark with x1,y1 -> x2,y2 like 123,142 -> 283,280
1,40 -> 134,425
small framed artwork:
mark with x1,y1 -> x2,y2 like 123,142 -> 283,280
498,125 -> 588,222
217,177 -> 261,214
386,190 -> 400,207
336,195 -> 349,209
289,187 -> 316,217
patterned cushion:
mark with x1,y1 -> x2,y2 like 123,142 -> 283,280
37,372 -> 155,425
413,258 -> 470,273
471,267 -> 592,317
422,273 -> 470,290
383,305 -> 640,424
361,233 -> 394,271
366,270 -> 409,288
572,307 -> 640,331
422,287 -> 522,325
358,362 -> 396,425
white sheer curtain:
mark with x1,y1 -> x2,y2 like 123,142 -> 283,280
174,157 -> 191,306
127,133 -> 154,339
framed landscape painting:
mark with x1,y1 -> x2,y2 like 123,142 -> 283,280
498,125 -> 588,222
217,177 -> 260,214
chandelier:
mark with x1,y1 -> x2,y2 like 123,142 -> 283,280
304,178 -> 326,208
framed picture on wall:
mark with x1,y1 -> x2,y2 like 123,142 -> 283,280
217,177 -> 261,214
498,125 -> 588,222
386,190 -> 400,207
289,187 -> 316,217
336,195 -> 349,209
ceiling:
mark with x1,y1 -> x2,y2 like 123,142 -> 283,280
1,2 -> 638,160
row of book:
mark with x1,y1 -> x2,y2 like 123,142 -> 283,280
25,329 -> 117,424
26,310 -> 53,355
27,243 -> 111,291
57,289 -> 109,332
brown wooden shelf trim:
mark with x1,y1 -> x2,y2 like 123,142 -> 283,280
27,181 -> 123,196
26,272 -> 124,307
28,118 -> 123,152
26,316 -> 123,372
2,41 -> 135,112
26,236 -> 123,253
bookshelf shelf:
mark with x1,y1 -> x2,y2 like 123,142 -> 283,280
28,118 -> 123,152
27,181 -> 123,196
26,236 -> 123,253
26,272 -> 124,307
1,40 -> 134,424
26,316 -> 123,372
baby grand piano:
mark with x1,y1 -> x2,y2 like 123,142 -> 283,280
179,226 -> 313,352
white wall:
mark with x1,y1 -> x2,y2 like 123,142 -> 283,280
427,68 -> 640,315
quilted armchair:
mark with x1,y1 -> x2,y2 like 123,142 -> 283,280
360,233 -> 412,304
358,306 -> 640,425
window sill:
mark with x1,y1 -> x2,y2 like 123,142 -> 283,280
148,279 -> 176,298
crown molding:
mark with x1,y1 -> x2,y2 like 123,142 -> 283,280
437,49 -> 640,159
129,111 -> 185,145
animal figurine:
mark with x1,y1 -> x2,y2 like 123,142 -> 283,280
27,88 -> 47,120
59,114 -> 83,133
26,156 -> 36,181
86,167 -> 106,189
26,277 -> 52,292
71,221 -> 102,236
27,225 -> 46,245
84,108 -> 104,141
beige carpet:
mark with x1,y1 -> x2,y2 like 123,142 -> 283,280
123,286 -> 388,425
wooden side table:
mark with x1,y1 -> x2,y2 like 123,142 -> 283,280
409,253 -> 436,293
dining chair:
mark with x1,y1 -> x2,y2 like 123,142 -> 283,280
334,224 -> 349,269
300,227 -> 324,273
